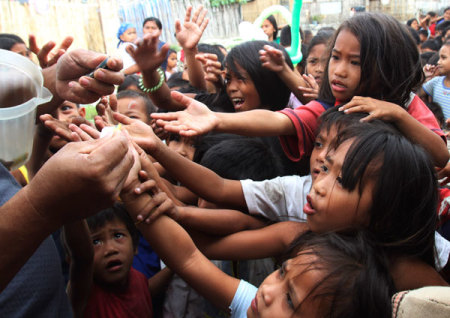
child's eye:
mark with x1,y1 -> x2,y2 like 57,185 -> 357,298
114,233 -> 124,239
314,140 -> 323,148
321,165 -> 329,173
92,239 -> 101,246
286,293 -> 294,309
331,54 -> 339,60
351,60 -> 360,66
336,176 -> 343,184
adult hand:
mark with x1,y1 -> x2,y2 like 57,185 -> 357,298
29,35 -> 73,68
175,5 -> 209,50
25,132 -> 135,224
151,91 -> 219,137
55,49 -> 124,104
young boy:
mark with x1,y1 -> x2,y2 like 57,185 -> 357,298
116,90 -> 157,125
422,40 -> 450,126
64,203 -> 171,318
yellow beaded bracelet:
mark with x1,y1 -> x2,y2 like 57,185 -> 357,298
138,68 -> 165,93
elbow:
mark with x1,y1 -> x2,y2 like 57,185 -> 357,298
436,151 -> 450,169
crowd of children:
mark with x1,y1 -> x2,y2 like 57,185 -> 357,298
1,4 -> 450,318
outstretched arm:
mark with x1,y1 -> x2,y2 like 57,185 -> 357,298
151,91 -> 295,137
114,112 -> 247,209
64,220 -> 94,318
340,96 -> 449,168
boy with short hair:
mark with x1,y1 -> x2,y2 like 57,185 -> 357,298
64,203 -> 171,318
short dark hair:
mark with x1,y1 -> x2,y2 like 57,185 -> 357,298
306,30 -> 334,59
421,39 -> 440,51
0,33 -> 25,50
283,230 -> 394,318
198,43 -> 225,69
116,89 -> 157,115
118,74 -> 140,92
86,203 -> 139,249
407,27 -> 420,45
198,134 -> 282,181
407,18 -> 418,27
319,12 -> 423,108
225,40 -> 293,110
143,17 -> 162,29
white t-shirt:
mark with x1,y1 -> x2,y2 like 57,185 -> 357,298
241,175 -> 311,222
241,174 -> 450,269
117,42 -> 137,70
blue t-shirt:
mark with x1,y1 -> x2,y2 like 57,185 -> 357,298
229,280 -> 258,318
0,164 -> 72,317
422,76 -> 450,120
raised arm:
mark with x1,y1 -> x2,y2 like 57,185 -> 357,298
127,33 -> 184,111
64,220 -> 94,318
175,5 -> 209,90
152,91 -> 295,137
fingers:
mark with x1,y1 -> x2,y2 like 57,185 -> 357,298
113,112 -> 134,125
170,90 -> 192,108
184,5 -> 193,24
69,124 -> 95,141
28,34 -> 39,55
175,19 -> 182,34
135,179 -> 157,195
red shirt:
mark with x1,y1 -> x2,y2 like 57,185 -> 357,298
84,268 -> 153,318
278,95 -> 445,162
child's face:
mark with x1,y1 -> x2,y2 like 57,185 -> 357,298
225,63 -> 261,112
167,136 -> 196,161
247,254 -> 325,317
11,43 -> 31,59
305,139 -> 373,233
56,101 -> 83,122
261,19 -> 276,41
328,29 -> 361,102
91,218 -> 135,288
120,27 -> 137,43
143,21 -> 161,37
437,45 -> 450,76
306,43 -> 328,86
410,19 -> 419,31
167,52 -> 178,70
117,97 -> 150,124
309,126 -> 336,183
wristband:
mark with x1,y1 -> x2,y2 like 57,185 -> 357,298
139,68 -> 165,93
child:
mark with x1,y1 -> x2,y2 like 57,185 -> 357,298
116,23 -> 138,75
152,12 -> 449,168
113,110 -> 448,290
422,40 -> 450,125
165,49 -> 178,80
116,90 -> 157,125
64,203 -> 171,317
261,15 -> 278,43
120,155 -> 394,317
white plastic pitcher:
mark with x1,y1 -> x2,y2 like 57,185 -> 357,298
0,49 -> 52,170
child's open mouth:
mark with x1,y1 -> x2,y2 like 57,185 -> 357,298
232,98 -> 245,109
106,260 -> 123,272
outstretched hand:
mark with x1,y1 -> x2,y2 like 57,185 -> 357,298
259,44 -> 285,73
339,96 -> 405,122
175,5 -> 209,50
150,91 -> 219,137
196,53 -> 224,90
127,33 -> 169,73
297,74 -> 319,100
29,35 -> 73,68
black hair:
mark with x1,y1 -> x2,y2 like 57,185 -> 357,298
407,27 -> 420,45
197,134 -> 282,181
117,74 -> 141,92
283,230 -> 394,318
319,12 -> 423,108
421,39 -> 440,51
428,51 -> 440,65
428,11 -> 437,18
418,28 -> 429,39
265,15 -> 278,40
198,43 -> 225,69
436,21 -> 450,34
330,124 -> 437,267
167,48 -> 177,56
86,203 -> 139,249
143,17 -> 162,29
406,18 -> 418,27
420,51 -> 437,66
426,101 -> 445,128
306,30 -> 334,59
0,33 -> 25,50
225,40 -> 293,111
116,89 -> 157,115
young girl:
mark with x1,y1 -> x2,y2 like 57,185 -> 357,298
165,49 -> 178,80
119,146 -> 394,317
261,15 -> 278,43
152,12 -> 449,168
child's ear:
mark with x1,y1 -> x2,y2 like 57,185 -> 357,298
78,107 -> 86,118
